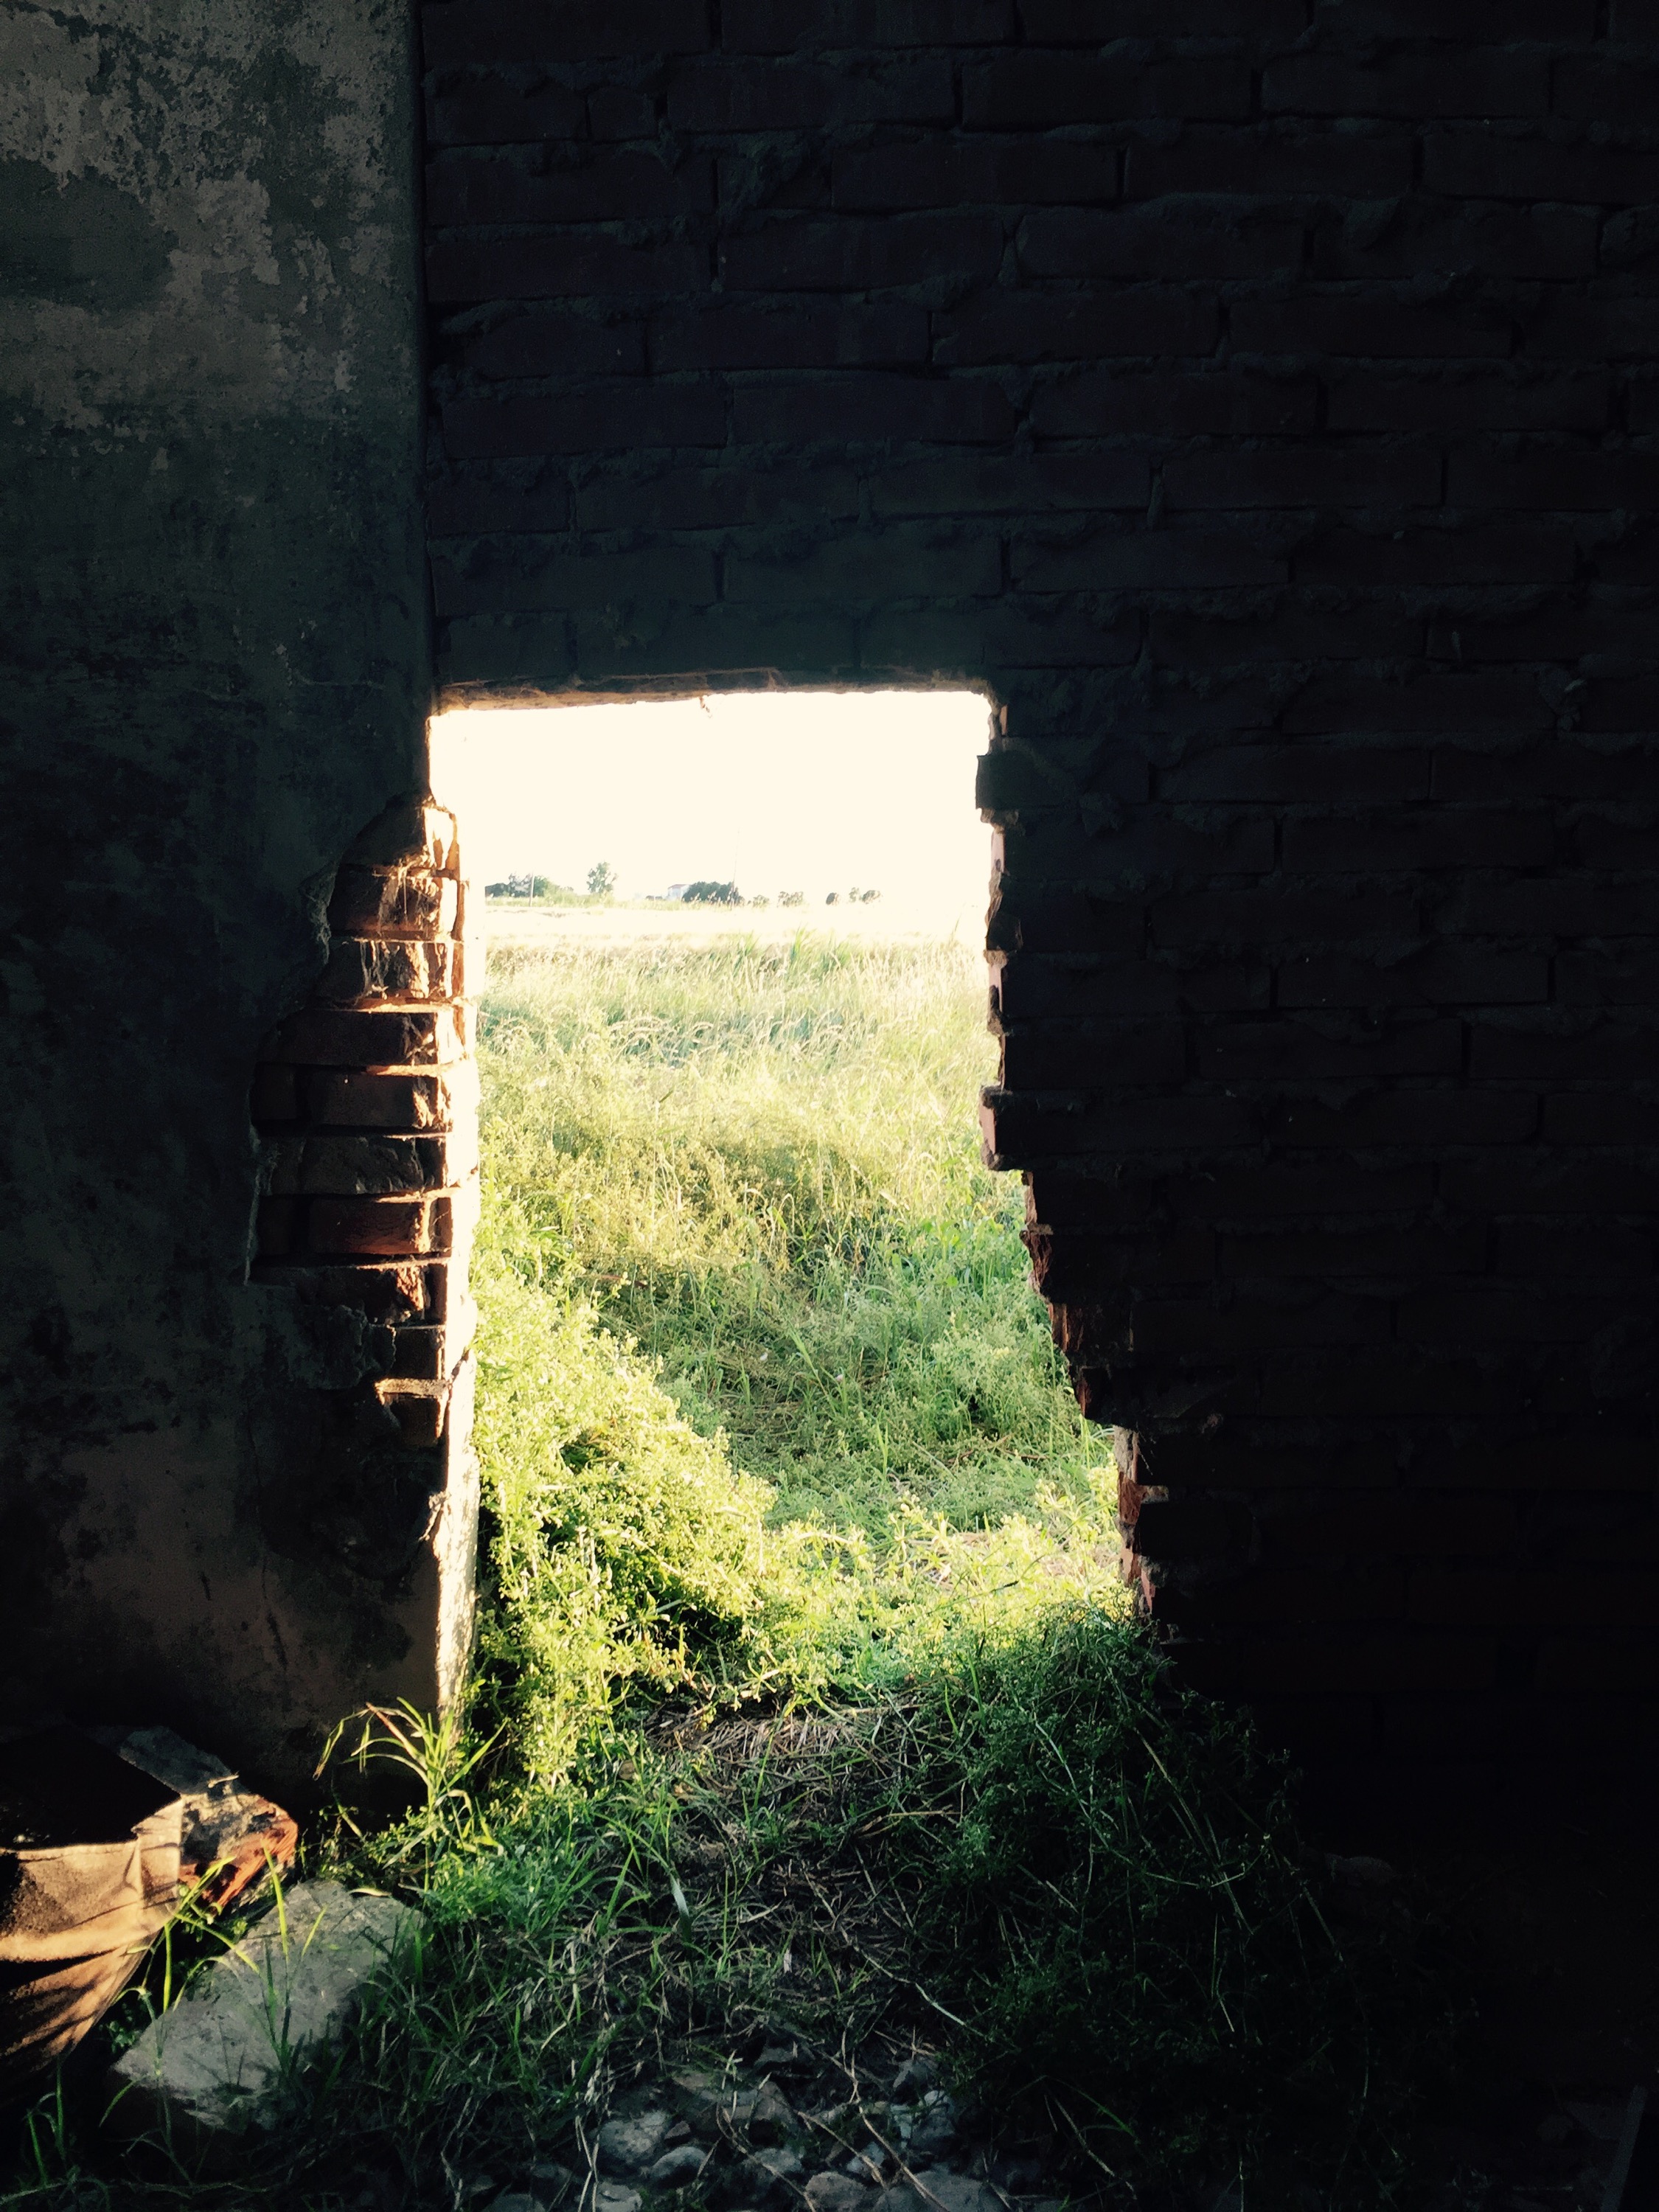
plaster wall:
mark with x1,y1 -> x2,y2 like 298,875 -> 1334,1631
0,0 -> 441,1791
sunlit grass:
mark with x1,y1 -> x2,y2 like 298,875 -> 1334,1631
479,933 -> 1107,1537
471,931 -> 1124,1779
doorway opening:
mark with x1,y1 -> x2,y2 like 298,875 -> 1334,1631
428,687 -> 1122,1776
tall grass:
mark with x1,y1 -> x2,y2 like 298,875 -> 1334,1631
473,933 -> 1125,1778
1,932 -> 1450,2212
478,934 -> 1103,1536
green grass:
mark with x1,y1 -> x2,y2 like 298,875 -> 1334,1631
479,933 -> 1103,1539
1,931 -> 1454,2212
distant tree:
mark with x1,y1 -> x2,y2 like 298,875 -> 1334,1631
749,895 -> 771,908
860,888 -> 881,902
683,880 -> 740,905
587,860 -> 616,897
778,890 -> 805,908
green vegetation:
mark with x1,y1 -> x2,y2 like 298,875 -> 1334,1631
473,933 -> 1121,1776
4,933 -> 1450,2212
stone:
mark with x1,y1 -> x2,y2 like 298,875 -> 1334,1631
597,2110 -> 673,2176
905,2095 -> 959,2163
107,1881 -> 420,2138
736,2147 -> 803,2203
804,2173 -> 875,2212
749,2080 -> 796,2143
905,2172 -> 1000,2212
647,2144 -> 709,2188
595,2189 -> 640,2212
490,2197 -> 549,2212
889,2058 -> 936,2100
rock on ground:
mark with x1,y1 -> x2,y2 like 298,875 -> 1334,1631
597,2110 -> 673,2175
108,1880 -> 420,2138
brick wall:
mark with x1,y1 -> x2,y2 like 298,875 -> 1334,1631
420,0 -> 1659,1812
251,801 -> 479,1711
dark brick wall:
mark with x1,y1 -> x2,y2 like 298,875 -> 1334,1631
420,0 -> 1659,1812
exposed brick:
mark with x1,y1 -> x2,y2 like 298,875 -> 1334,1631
1164,445 -> 1441,509
433,544 -> 717,617
1003,1020 -> 1187,1088
997,956 -> 1265,1019
576,465 -> 859,530
1470,1019 -> 1659,1079
1325,371 -> 1608,434
1494,1222 -> 1652,1276
725,528 -> 1000,602
732,374 -> 1018,445
1231,294 -> 1512,360
1177,1635 -> 1498,1698
1318,0 -> 1596,31
1160,745 -> 1429,804
719,215 -> 1003,293
1554,57 -> 1659,127
1455,878 -> 1659,934
650,305 -> 928,369
1558,948 -> 1659,1004
425,237 -> 706,305
456,314 -> 645,381
1278,948 -> 1549,1008
421,0 -> 712,66
1284,673 -> 1557,735
1157,1564 -> 1405,1626
1124,125 -> 1413,200
934,288 -> 1220,365
1314,204 -> 1596,283
319,938 -> 459,1007
442,384 -> 726,456
833,141 -> 1119,211
1423,129 -> 1659,204
1019,209 -> 1304,282
1442,1159 -> 1659,1216
420,0 -> 1659,1790
1411,1570 -> 1659,1628
329,866 -> 460,939
589,88 -> 658,139
667,61 -> 955,128
1150,604 -> 1418,667
722,0 -> 1013,47
1263,51 -> 1550,117
1220,1222 -> 1487,1280
260,1006 -> 471,1068
1152,888 -> 1420,947
874,452 -> 1149,515
1002,813 -> 1275,877
1433,742 -> 1659,801
1014,527 -> 1284,589
1282,807 -> 1554,872
1199,1018 -> 1463,1080
428,476 -> 571,534
961,55 -> 1251,127
427,76 -> 585,146
1524,293 -> 1659,361
425,150 -> 711,225
1451,447 -> 1659,507
1267,1092 -> 1538,1146
307,1066 -> 477,1131
1032,369 -> 1315,438
1294,520 -> 1579,584
1025,0 -> 1304,29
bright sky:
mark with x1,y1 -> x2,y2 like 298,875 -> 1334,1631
431,689 -> 996,933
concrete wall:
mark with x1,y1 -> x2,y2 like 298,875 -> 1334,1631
422,0 -> 1659,1814
0,0 -> 444,1792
